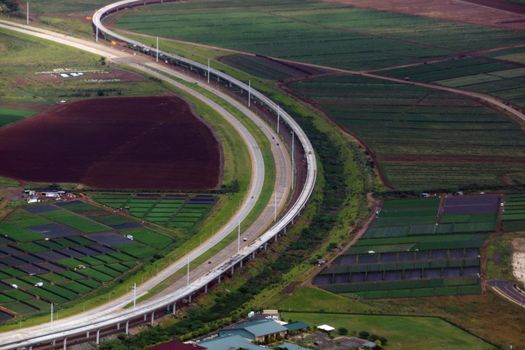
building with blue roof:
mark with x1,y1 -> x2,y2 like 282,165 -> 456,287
219,319 -> 288,343
197,335 -> 266,350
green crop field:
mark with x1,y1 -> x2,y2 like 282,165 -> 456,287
315,196 -> 497,299
114,0 -> 524,71
502,194 -> 525,231
382,57 -> 525,109
0,201 -> 175,322
288,75 -> 525,190
92,193 -> 216,230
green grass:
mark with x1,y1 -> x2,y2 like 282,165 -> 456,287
281,311 -> 493,350
114,0 -> 524,71
0,107 -> 34,127
0,28 -> 167,105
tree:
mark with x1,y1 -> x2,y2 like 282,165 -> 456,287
0,0 -> 18,13
337,327 -> 348,336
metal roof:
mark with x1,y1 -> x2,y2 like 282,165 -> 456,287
198,335 -> 266,350
284,321 -> 308,332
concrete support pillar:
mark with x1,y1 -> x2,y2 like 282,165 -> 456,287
117,322 -> 120,330
151,311 -> 155,325
96,329 -> 100,345
189,294 -> 192,303
172,303 -> 177,315
231,266 -> 235,275
144,314 -> 147,321
218,275 -> 222,284
204,284 -> 208,293
63,337 -> 67,350
240,259 -> 243,268
252,252 -> 256,259
52,340 -> 56,346
125,320 -> 129,334
86,331 -> 90,339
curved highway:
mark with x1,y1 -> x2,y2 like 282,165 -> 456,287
0,0 -> 317,347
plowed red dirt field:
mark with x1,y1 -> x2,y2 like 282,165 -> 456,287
0,96 -> 221,189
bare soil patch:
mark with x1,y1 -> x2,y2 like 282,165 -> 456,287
0,96 -> 221,190
512,238 -> 525,286
325,0 -> 525,30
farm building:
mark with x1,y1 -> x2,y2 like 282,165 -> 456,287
284,321 -> 308,333
197,335 -> 266,350
219,319 -> 288,342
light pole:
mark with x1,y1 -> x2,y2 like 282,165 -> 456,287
237,221 -> 241,252
133,283 -> 137,309
277,105 -> 280,134
186,255 -> 190,286
156,36 -> 159,62
207,58 -> 210,84
247,80 -> 251,107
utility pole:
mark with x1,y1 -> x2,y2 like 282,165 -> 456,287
156,36 -> 159,62
96,26 -> 99,42
247,80 -> 251,107
26,2 -> 29,25
207,58 -> 210,84
133,283 -> 137,309
277,105 -> 280,134
50,303 -> 54,323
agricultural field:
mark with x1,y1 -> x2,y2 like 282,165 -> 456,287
502,193 -> 525,231
288,74 -> 525,190
0,200 -> 175,323
0,28 -> 166,106
382,56 -> 525,109
92,193 -> 216,230
0,96 -> 221,190
314,195 -> 500,299
219,54 -> 327,82
113,0 -> 525,71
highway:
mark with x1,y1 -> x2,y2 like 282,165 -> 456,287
0,0 -> 317,347
0,19 -> 286,343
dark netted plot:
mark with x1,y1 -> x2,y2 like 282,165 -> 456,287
89,232 -> 133,247
29,224 -> 77,238
0,96 -> 221,190
26,205 -> 59,214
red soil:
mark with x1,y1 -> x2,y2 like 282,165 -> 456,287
326,0 -> 525,30
0,96 -> 221,190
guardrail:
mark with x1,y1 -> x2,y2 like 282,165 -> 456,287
0,1 -> 317,348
